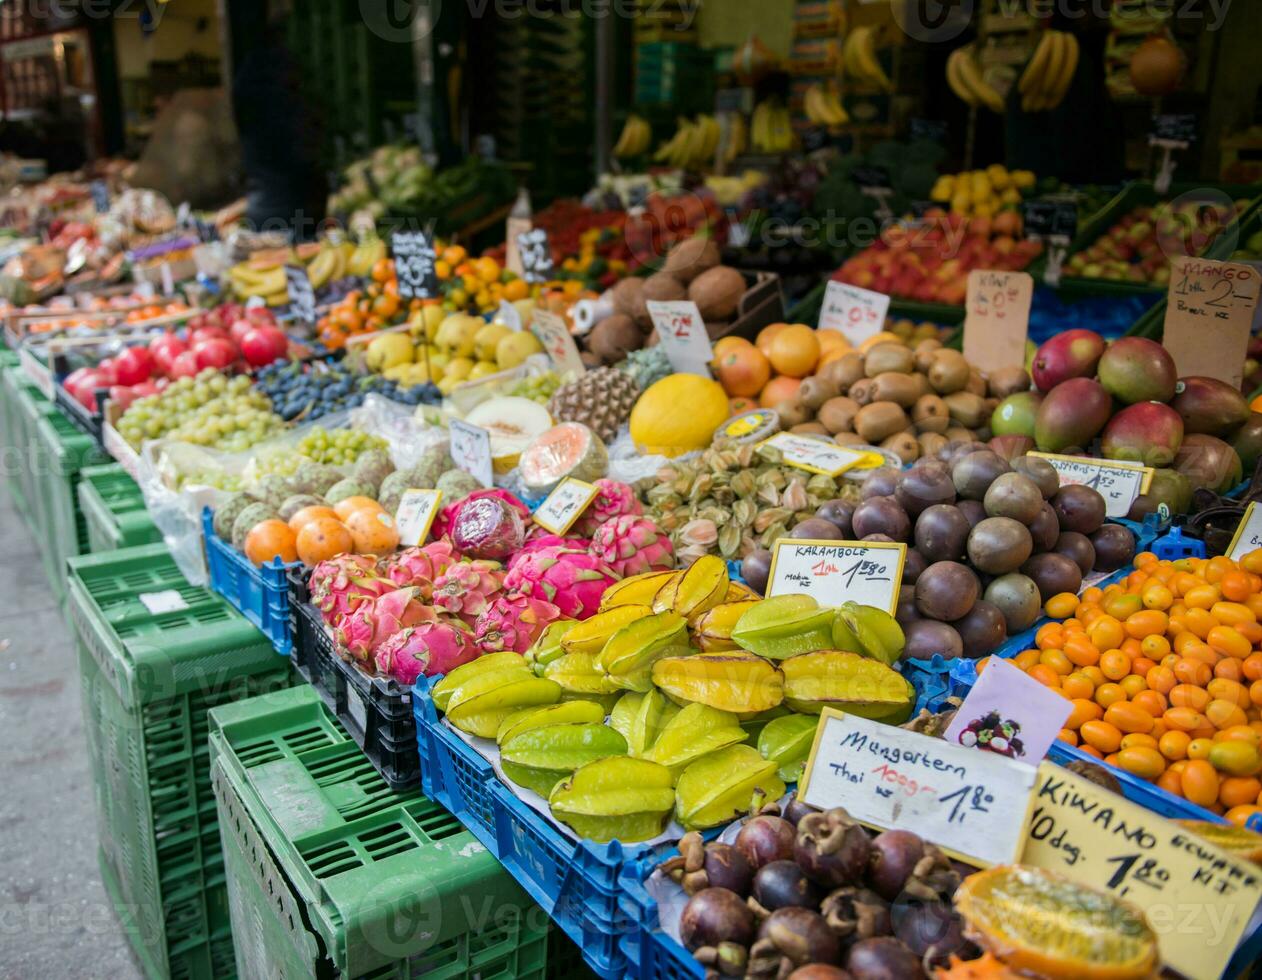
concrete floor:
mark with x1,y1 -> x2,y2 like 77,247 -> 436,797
0,491 -> 142,979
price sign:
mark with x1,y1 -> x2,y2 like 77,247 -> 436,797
138,589 -> 190,615
1023,762 -> 1262,980
1162,257 -> 1259,387
90,180 -> 109,214
394,489 -> 443,547
516,227 -> 554,284
448,418 -> 493,488
1021,200 -> 1077,241
1029,452 -> 1153,518
943,658 -> 1072,764
963,269 -> 1033,375
530,309 -> 585,375
760,432 -> 870,477
532,478 -> 599,535
909,118 -> 948,143
818,280 -> 890,347
766,539 -> 905,614
285,264 -> 317,324
799,711 -> 1037,867
391,231 -> 439,299
1150,112 -> 1197,145
1226,501 -> 1262,560
646,300 -> 714,377
159,261 -> 175,297
496,299 -> 522,332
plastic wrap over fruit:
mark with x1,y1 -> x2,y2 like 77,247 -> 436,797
450,494 -> 527,559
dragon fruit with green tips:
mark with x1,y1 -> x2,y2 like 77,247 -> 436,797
377,540 -> 460,596
374,622 -> 480,685
587,515 -> 674,578
336,586 -> 436,660
310,554 -> 393,628
503,545 -> 619,619
473,595 -> 562,653
431,559 -> 506,626
572,479 -> 643,537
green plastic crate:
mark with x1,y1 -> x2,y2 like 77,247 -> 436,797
78,463 -> 160,553
3,367 -> 54,521
33,408 -> 107,601
69,543 -> 293,980
209,686 -> 552,979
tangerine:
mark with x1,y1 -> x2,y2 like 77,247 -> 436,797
766,324 -> 821,378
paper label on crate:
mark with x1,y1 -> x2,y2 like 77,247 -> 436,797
448,419 -> 493,488
138,589 -> 189,615
818,280 -> 890,346
516,227 -> 554,284
1162,257 -> 1260,388
944,658 -> 1072,765
18,345 -> 53,399
646,300 -> 714,377
346,685 -> 368,734
963,269 -> 1033,374
1226,501 -> 1262,561
160,261 -> 175,297
766,539 -> 904,614
392,231 -> 439,299
799,710 -> 1037,867
1028,453 -> 1153,519
532,478 -> 598,535
530,309 -> 585,375
759,432 -> 869,477
1022,762 -> 1262,980
284,264 -> 316,324
395,488 -> 443,547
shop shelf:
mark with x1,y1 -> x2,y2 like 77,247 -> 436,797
203,507 -> 296,656
286,566 -> 419,791
209,684 -> 551,979
68,543 -> 292,980
77,463 -> 160,553
413,675 -> 684,979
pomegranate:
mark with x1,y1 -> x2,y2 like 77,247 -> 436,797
229,317 -> 255,347
149,333 -> 187,372
169,350 -> 202,378
113,346 -> 155,386
190,324 -> 229,347
193,337 -> 238,371
240,324 -> 289,367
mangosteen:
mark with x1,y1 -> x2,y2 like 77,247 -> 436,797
861,467 -> 901,499
1011,455 -> 1060,499
821,886 -> 892,945
891,902 -> 969,966
982,472 -> 1044,524
845,936 -> 925,979
867,830 -> 925,901
796,809 -> 872,887
1028,502 -> 1060,551
680,887 -> 757,950
1054,531 -> 1096,576
736,815 -> 797,870
782,795 -> 819,827
753,860 -> 824,912
852,496 -> 911,542
742,548 -> 773,595
894,466 -> 956,516
1052,484 -> 1106,534
951,450 -> 1010,500
913,505 -> 970,563
663,835 -> 754,896
786,966 -> 853,980
1021,552 -> 1083,603
1091,523 -> 1136,572
900,619 -> 963,661
951,601 -> 1008,658
895,594 -> 923,629
753,908 -> 842,972
816,499 -> 855,536
966,517 -> 1033,575
914,561 -> 980,622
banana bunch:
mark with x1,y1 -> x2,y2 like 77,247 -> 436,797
229,263 -> 288,304
843,25 -> 891,91
751,101 -> 795,154
946,46 -> 1006,113
347,238 -> 386,277
1018,30 -> 1079,112
305,241 -> 350,289
721,112 -> 747,164
803,83 -> 849,127
612,113 -> 652,158
652,115 -> 721,170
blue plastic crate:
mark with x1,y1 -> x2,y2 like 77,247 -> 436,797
1151,525 -> 1206,560
202,507 -> 297,656
1046,740 -> 1224,822
412,675 -> 680,980
617,854 -> 703,980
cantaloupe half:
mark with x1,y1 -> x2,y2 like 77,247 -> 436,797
464,397 -> 553,474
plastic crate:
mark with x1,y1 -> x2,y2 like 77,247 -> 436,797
618,855 -> 703,980
4,367 -> 56,523
77,463 -> 160,553
286,566 -> 419,791
412,675 -> 680,979
203,507 -> 296,656
209,684 -> 550,979
68,543 -> 292,980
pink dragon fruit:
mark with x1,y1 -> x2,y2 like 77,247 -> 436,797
520,529 -> 589,553
310,554 -> 394,628
587,515 -> 674,578
433,488 -> 529,539
450,494 -> 526,559
374,622 -> 480,685
431,559 -> 506,625
335,586 -> 437,660
376,540 -> 460,596
572,479 -> 643,537
504,545 -> 619,619
473,595 -> 562,653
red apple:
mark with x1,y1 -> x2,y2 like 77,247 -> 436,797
114,346 -> 155,386
130,380 -> 161,399
193,337 -> 238,371
240,325 -> 289,367
169,351 -> 202,378
95,358 -> 118,386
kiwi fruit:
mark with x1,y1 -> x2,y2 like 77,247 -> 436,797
799,375 -> 841,411
854,402 -> 909,444
864,343 -> 916,377
927,349 -> 971,394
818,396 -> 860,434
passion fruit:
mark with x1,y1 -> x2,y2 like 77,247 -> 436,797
914,561 -> 980,621
914,505 -> 970,563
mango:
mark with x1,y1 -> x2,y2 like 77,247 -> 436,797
731,595 -> 835,660
781,650 -> 914,722
1173,434 -> 1242,493
1034,377 -> 1112,453
674,745 -> 786,830
1230,412 -> 1262,473
1171,376 -> 1250,436
990,391 -> 1042,439
549,757 -> 676,842
1099,401 -> 1184,468
1127,467 -> 1194,521
1030,329 -> 1105,392
1097,337 -> 1177,404
758,713 -> 820,782
643,703 -> 747,777
652,653 -> 785,713
560,605 -> 652,655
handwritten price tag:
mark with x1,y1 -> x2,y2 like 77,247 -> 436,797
505,216 -> 531,277
395,488 -> 443,547
1023,762 -> 1262,980
530,309 -> 585,375
760,432 -> 870,477
818,280 -> 890,347
392,231 -> 439,300
799,711 -> 1037,867
285,264 -> 316,324
963,269 -> 1033,375
1029,452 -> 1153,519
646,300 -> 714,377
516,227 -> 554,284
1226,501 -> 1262,561
532,478 -> 598,535
1162,257 -> 1260,387
448,419 -> 493,488
767,539 -> 905,614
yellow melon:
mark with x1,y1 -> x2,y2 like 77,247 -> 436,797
630,374 -> 730,457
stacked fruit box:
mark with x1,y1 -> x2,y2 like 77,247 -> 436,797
77,463 -> 161,553
68,543 -> 293,979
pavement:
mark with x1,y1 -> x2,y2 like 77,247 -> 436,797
0,489 -> 142,979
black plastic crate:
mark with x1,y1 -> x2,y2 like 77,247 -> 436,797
286,566 -> 419,790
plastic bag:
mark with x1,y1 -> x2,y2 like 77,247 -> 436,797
607,428 -> 691,484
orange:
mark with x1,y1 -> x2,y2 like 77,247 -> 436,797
1094,682 -> 1127,708
1140,634 -> 1170,659
1063,636 -> 1099,667
344,507 -> 401,555
1027,663 -> 1061,688
766,324 -> 821,378
243,520 -> 298,566
1181,759 -> 1221,806
1119,674 -> 1148,698
1214,657 -> 1244,681
1039,648 -> 1073,675
1145,665 -> 1176,694
333,496 -> 383,521
1206,699 -> 1248,731
758,375 -> 802,408
1061,673 -> 1095,700
1014,649 -> 1041,670
1156,768 -> 1183,795
1065,698 -> 1103,729
1057,728 -> 1079,746
1217,725 -> 1262,747
713,344 -> 772,398
1078,745 -> 1105,759
1089,616 -> 1126,651
1159,730 -> 1191,760
1164,706 -> 1209,731
288,505 -> 341,533
1119,732 -> 1158,750
754,322 -> 788,358
1188,737 -> 1215,760
295,517 -> 354,565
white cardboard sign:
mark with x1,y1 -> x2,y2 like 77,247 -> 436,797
646,300 -> 714,377
818,280 -> 890,346
766,539 -> 905,615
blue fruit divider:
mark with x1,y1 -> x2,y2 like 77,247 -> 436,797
412,674 -> 681,980
202,507 -> 297,655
